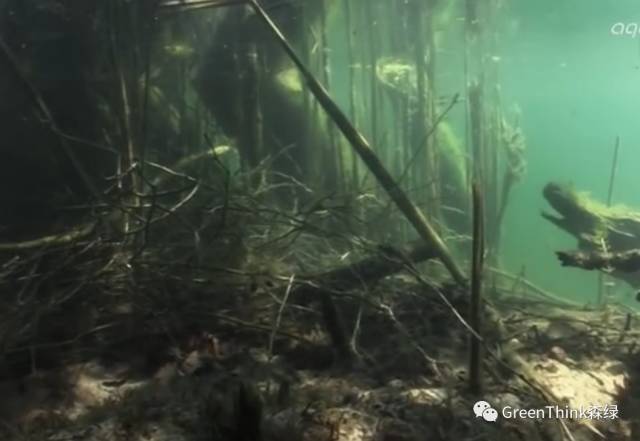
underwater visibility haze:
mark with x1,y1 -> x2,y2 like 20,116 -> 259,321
1,0 -> 640,440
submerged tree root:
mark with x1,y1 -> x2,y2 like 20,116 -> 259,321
543,181 -> 640,288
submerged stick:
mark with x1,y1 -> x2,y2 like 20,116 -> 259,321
468,81 -> 484,182
0,223 -> 96,251
319,0 -> 341,190
108,1 -> 140,234
606,136 -> 620,206
398,93 -> 460,184
158,0 -> 245,12
364,0 -> 379,147
598,135 -> 621,305
342,0 -> 360,191
407,1 -> 427,199
488,266 -> 581,307
248,0 -> 467,286
469,181 -> 485,395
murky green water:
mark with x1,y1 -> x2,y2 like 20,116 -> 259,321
3,0 -> 640,307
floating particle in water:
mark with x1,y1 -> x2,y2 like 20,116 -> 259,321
164,43 -> 195,59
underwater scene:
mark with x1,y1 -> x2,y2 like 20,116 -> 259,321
1,0 -> 640,440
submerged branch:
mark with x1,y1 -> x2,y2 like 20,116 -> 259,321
469,181 -> 485,395
557,249 -> 640,276
0,223 -> 96,251
543,181 -> 640,288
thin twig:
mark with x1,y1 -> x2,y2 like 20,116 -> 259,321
397,93 -> 460,185
268,274 -> 295,360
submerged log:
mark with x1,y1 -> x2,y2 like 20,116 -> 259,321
304,240 -> 437,294
556,249 -> 640,276
542,182 -> 640,287
295,240 -> 437,366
